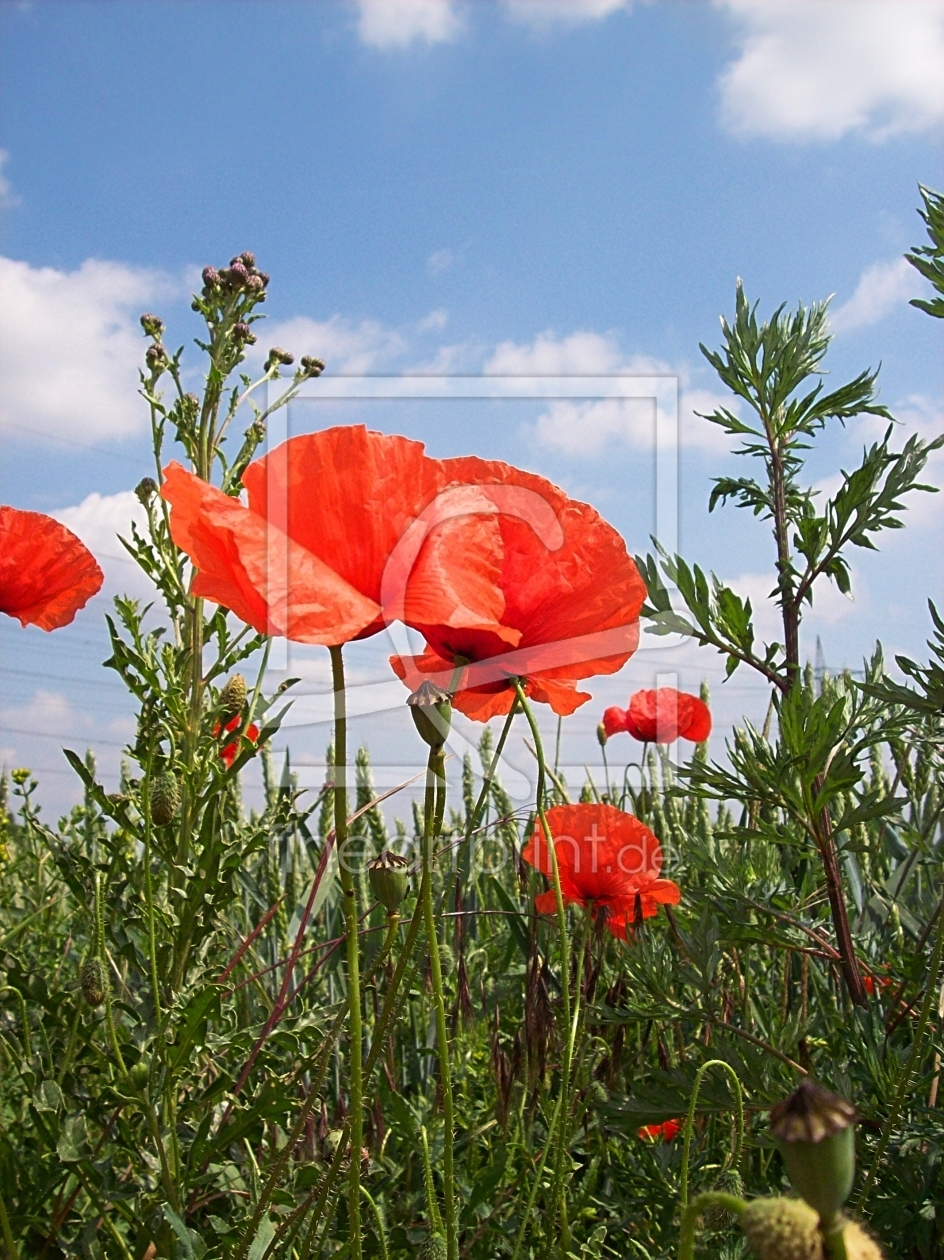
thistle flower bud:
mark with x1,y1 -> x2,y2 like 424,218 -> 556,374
229,260 -> 249,286
407,680 -> 452,749
368,850 -> 410,911
81,956 -> 108,1007
596,721 -> 608,747
740,1197 -> 821,1260
300,355 -> 325,378
139,312 -> 164,338
236,252 -> 256,268
219,673 -> 248,721
770,1079 -> 856,1226
265,347 -> 294,370
145,343 -> 168,372
202,265 -> 220,289
135,477 -> 158,505
246,274 -> 264,293
418,1233 -> 447,1260
233,322 -> 256,344
257,271 -> 270,287
150,770 -> 180,827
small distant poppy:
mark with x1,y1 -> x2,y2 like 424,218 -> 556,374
604,688 -> 711,745
214,714 -> 260,768
0,506 -> 103,631
521,803 -> 680,939
392,459 -> 647,719
638,1119 -> 681,1142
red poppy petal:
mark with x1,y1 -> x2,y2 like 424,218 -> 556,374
602,706 -> 628,738
0,506 -> 104,631
679,695 -> 712,742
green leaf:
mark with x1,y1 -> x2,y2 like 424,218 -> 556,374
57,1113 -> 89,1162
33,1079 -> 63,1113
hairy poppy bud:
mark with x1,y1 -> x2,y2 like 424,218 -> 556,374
129,1057 -> 150,1091
596,721 -> 607,747
233,321 -> 256,344
140,312 -> 164,338
135,477 -> 158,505
229,260 -> 249,286
219,673 -> 248,721
150,770 -> 180,827
770,1079 -> 856,1226
81,956 -> 108,1007
418,1233 -> 447,1260
740,1197 -> 821,1260
587,1079 -> 608,1105
202,265 -> 220,289
300,355 -> 325,378
407,681 -> 452,749
368,850 -> 410,911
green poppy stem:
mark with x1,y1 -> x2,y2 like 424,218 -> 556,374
679,1059 -> 745,1208
330,643 -> 362,1260
678,1191 -> 747,1260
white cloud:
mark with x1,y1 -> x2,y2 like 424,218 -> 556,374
0,255 -> 175,442
503,0 -> 631,28
427,248 -> 454,276
485,330 -> 735,454
418,308 -> 449,332
53,490 -> 151,598
355,0 -> 462,47
830,256 -> 923,333
716,0 -> 944,141
0,151 -> 18,208
253,314 -> 408,375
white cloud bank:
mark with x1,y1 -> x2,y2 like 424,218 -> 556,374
716,0 -> 944,141
830,256 -> 923,333
355,0 -> 463,48
502,0 -> 631,29
0,255 -> 175,442
53,490 -> 151,598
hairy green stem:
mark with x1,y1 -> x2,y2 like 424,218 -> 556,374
0,1183 -> 21,1260
678,1191 -> 746,1260
679,1059 -> 745,1208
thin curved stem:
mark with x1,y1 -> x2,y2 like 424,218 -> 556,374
679,1059 -> 745,1208
678,1192 -> 746,1260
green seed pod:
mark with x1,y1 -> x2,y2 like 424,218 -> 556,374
129,1058 -> 150,1091
368,851 -> 410,911
770,1079 -> 856,1226
150,770 -> 180,827
407,681 -> 452,750
740,1197 -> 822,1260
81,956 -> 108,1007
418,1233 -> 447,1260
219,673 -> 248,721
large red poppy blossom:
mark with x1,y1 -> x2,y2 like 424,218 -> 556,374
161,426 -> 511,646
603,688 -> 711,745
521,803 -> 680,939
391,459 -> 647,719
0,506 -> 103,631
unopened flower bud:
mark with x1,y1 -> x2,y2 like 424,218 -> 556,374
597,721 -> 608,747
81,956 -> 108,1007
418,1233 -> 447,1260
300,355 -> 325,378
246,273 -> 264,293
265,347 -> 294,370
202,265 -> 220,288
229,260 -> 249,286
368,851 -> 410,912
140,312 -> 164,338
145,343 -> 168,371
235,251 -> 256,269
11,768 -> 30,786
219,673 -> 248,721
135,477 -> 158,505
129,1057 -> 150,1091
740,1197 -> 821,1260
150,770 -> 180,827
407,680 -> 452,749
257,271 -> 270,287
233,321 -> 256,344
770,1079 -> 856,1226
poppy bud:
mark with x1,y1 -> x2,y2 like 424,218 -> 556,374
81,956 -> 108,1007
407,680 -> 452,749
233,322 -> 255,343
219,673 -> 248,721
150,770 -> 180,827
202,265 -> 220,289
770,1079 -> 856,1226
300,355 -> 325,378
418,1233 -> 447,1260
368,850 -> 410,911
135,477 -> 158,505
587,1079 -> 608,1105
129,1057 -> 150,1092
229,260 -> 249,286
740,1197 -> 821,1260
139,312 -> 164,338
597,721 -> 608,747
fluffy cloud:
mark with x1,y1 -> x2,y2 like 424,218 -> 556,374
830,257 -> 923,333
716,0 -> 944,141
355,0 -> 462,47
502,0 -> 631,28
54,490 -> 151,598
426,248 -> 454,276
0,255 -> 175,442
252,314 -> 408,375
485,330 -> 734,454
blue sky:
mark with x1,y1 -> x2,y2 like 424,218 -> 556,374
1,0 -> 942,817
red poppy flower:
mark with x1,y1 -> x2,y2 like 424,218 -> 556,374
637,1119 -> 681,1142
391,459 -> 647,720
214,714 -> 260,768
161,426 -> 509,646
0,506 -> 103,631
521,803 -> 680,939
863,971 -> 894,997
604,688 -> 711,744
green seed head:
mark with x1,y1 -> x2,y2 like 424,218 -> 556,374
418,1232 -> 447,1260
770,1079 -> 856,1225
80,956 -> 108,1007
150,770 -> 180,827
741,1197 -> 822,1260
368,850 -> 410,911
407,680 -> 452,750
